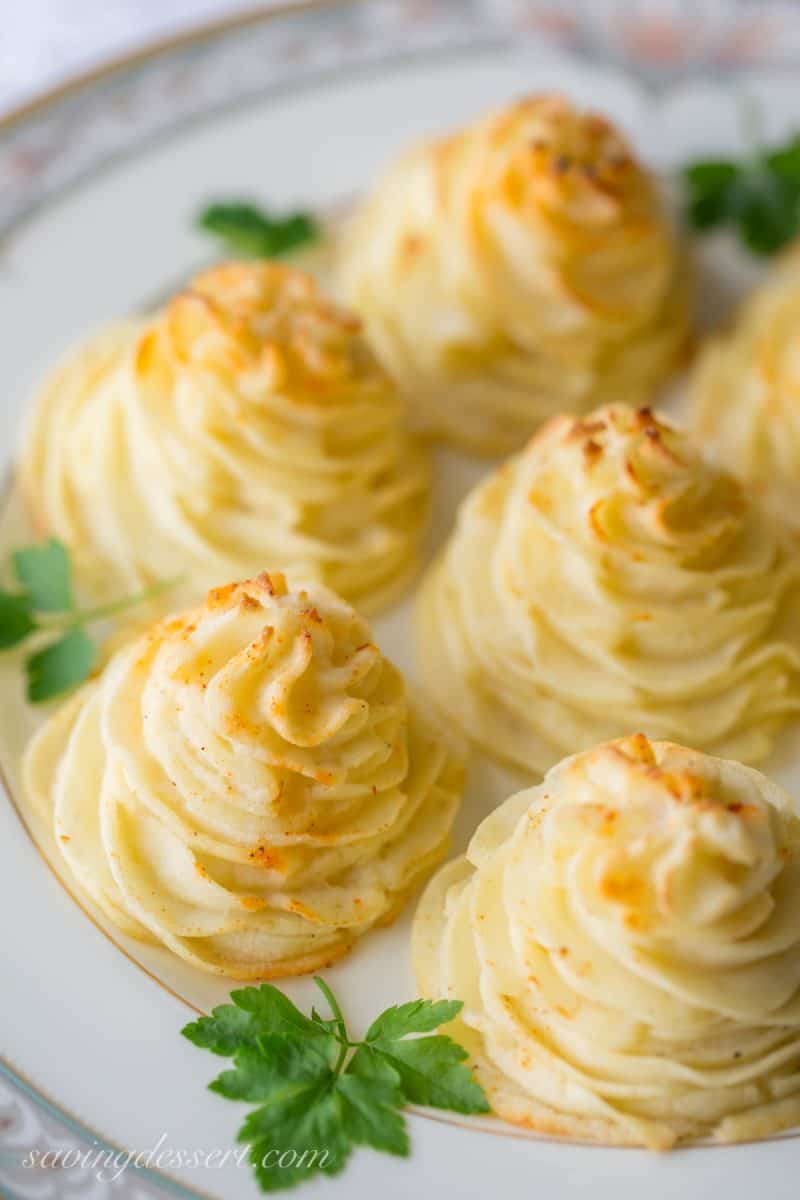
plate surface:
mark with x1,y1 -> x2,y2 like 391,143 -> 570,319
3,4 -> 800,1198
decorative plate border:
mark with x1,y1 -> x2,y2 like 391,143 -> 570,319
3,0 -> 800,237
0,1057 -> 212,1200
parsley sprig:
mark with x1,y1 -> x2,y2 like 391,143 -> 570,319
197,202 -> 320,259
683,132 -> 800,255
0,538 -> 176,703
182,979 -> 489,1193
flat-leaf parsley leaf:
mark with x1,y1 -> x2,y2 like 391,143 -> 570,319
25,627 -> 95,703
182,978 -> 489,1193
0,590 -> 35,649
13,537 -> 74,612
0,537 -> 179,702
197,202 -> 319,259
683,133 -> 800,255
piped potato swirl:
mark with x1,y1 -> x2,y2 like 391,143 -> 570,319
692,241 -> 800,523
24,572 -> 463,978
417,404 -> 800,773
19,262 -> 429,613
340,94 -> 690,454
414,734 -> 800,1148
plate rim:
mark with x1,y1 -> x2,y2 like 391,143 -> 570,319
0,0 -> 347,135
0,1054 -> 213,1200
4,7 -> 800,1195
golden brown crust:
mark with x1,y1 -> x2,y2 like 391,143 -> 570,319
18,265 -> 429,614
24,573 -> 463,978
340,95 -> 691,454
417,402 -> 800,773
691,239 -> 800,524
415,735 -> 800,1148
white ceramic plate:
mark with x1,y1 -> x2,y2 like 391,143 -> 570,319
3,4 -> 800,1198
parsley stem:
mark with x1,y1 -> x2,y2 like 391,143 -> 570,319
739,92 -> 764,162
314,977 -> 349,1073
37,576 -> 183,629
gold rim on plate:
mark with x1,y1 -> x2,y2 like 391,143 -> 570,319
0,0 -> 354,134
